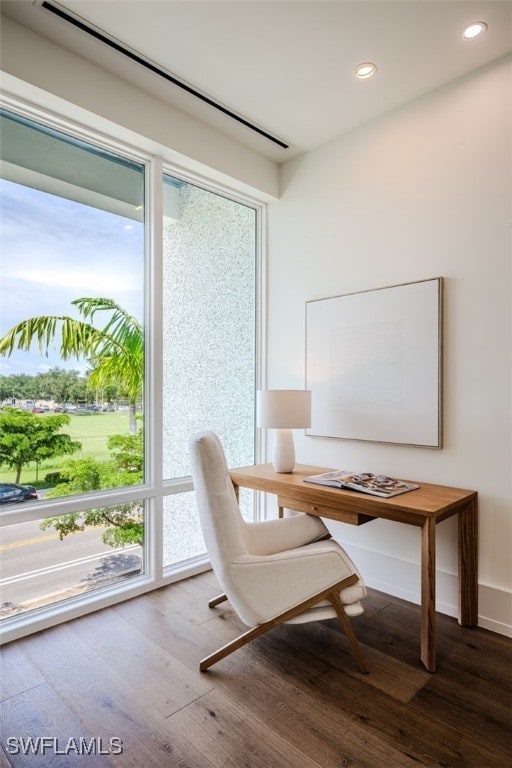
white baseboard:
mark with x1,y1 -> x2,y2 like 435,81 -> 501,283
478,583 -> 512,638
342,543 -> 512,638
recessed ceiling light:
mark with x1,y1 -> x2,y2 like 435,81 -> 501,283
463,21 -> 488,40
355,62 -> 377,79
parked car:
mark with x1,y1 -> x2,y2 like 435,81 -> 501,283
0,482 -> 38,505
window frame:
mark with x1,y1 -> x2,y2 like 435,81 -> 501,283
0,97 -> 266,644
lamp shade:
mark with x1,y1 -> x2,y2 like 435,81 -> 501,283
256,390 -> 311,429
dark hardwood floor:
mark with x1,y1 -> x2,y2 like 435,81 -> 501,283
1,571 -> 511,767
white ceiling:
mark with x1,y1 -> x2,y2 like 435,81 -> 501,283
2,0 -> 511,162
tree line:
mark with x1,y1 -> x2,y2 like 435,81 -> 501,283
0,368 -> 117,406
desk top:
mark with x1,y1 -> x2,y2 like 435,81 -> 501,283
229,464 -> 477,525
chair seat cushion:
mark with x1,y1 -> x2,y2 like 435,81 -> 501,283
284,600 -> 364,624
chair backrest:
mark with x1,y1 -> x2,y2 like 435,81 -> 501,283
189,431 -> 248,596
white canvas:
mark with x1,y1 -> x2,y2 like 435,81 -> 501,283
306,277 -> 442,447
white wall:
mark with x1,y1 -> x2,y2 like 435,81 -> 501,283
267,57 -> 512,635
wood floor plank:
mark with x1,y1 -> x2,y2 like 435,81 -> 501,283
0,684 -> 112,768
294,617 -> 430,702
0,643 -> 45,702
151,578 -> 219,626
0,746 -> 13,768
411,665 -> 512,758
351,597 -> 464,668
444,622 -> 512,680
18,623 -> 215,768
1,576 -> 510,768
71,606 -> 213,717
154,577 -> 511,746
199,638 -> 424,768
257,624 -> 511,768
113,589 -> 239,672
168,688 -> 324,768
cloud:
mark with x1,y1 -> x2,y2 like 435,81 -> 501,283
0,178 -> 145,375
8,267 -> 140,292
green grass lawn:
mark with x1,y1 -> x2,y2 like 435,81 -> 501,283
1,412 -> 131,488
66,412 -> 130,461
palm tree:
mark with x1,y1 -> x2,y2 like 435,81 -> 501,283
0,297 -> 143,433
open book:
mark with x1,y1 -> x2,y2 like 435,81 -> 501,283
304,471 -> 419,498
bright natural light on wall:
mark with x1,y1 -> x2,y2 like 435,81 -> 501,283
462,21 -> 488,40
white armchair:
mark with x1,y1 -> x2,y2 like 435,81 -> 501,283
189,430 -> 368,673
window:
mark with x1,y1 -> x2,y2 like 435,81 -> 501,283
0,110 -> 145,495
161,176 -> 257,567
1,502 -> 144,620
0,106 -> 260,641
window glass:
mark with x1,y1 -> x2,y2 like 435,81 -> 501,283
163,492 -> 205,567
162,176 -> 256,479
0,501 -> 144,619
0,111 -> 145,501
161,175 -> 257,567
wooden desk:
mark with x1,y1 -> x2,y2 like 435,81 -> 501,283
229,463 -> 478,672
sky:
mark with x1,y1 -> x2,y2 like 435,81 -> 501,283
0,178 -> 144,377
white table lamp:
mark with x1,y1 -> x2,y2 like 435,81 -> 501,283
257,389 -> 311,472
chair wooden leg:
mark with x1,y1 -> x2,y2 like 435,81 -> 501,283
200,620 -> 276,671
208,593 -> 228,609
200,573 -> 367,673
327,590 -> 369,674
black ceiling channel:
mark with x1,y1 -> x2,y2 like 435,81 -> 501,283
41,1 -> 290,150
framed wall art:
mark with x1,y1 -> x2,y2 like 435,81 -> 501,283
306,277 -> 443,447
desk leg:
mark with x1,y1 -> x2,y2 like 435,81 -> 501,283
459,497 -> 478,626
421,517 -> 436,672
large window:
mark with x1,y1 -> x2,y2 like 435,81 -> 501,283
0,107 -> 260,640
0,111 -> 146,624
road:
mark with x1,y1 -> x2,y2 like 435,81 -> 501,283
0,517 -> 142,617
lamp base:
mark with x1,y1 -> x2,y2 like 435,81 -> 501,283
272,429 -> 295,473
